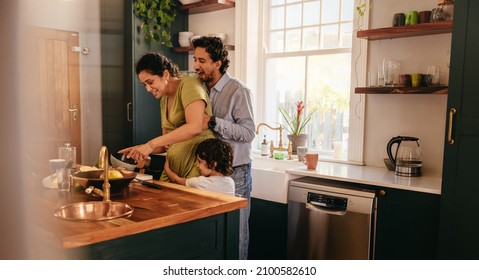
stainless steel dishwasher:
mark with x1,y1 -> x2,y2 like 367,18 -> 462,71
287,177 -> 377,260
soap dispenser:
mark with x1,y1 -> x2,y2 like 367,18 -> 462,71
261,135 -> 269,156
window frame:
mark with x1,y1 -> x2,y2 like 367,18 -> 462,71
235,0 -> 368,164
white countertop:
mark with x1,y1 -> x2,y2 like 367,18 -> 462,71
286,161 -> 442,195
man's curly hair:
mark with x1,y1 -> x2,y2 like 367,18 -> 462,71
196,138 -> 234,176
192,36 -> 230,74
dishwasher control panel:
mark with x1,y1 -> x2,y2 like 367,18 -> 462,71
307,192 -> 348,211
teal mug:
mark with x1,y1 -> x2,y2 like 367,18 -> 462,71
405,11 -> 419,25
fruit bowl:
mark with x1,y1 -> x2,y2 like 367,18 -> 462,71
72,170 -> 136,193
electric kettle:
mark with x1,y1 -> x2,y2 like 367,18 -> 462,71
386,136 -> 422,177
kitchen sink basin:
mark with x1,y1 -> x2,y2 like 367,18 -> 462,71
53,201 -> 133,222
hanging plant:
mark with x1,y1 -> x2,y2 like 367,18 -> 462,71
133,0 -> 179,47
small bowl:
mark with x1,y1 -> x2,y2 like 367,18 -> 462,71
72,170 -> 136,193
178,39 -> 191,47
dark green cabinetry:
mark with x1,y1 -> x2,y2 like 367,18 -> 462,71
375,187 -> 440,260
66,211 -> 239,260
438,0 -> 479,259
249,183 -> 439,260
249,198 -> 288,260
250,178 -> 440,260
100,0 -> 188,153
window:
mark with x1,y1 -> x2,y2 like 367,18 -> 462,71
256,0 -> 357,161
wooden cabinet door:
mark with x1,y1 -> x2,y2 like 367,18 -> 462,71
438,0 -> 479,259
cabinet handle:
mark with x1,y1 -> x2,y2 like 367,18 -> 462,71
379,190 -> 386,196
127,102 -> 132,122
447,107 -> 456,144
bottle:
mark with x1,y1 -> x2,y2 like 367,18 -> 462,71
270,140 -> 274,158
261,135 -> 269,156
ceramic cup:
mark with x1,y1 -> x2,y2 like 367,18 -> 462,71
419,11 -> 431,24
304,153 -> 319,170
411,73 -> 423,87
49,158 -> 66,178
405,11 -> 419,25
392,13 -> 406,27
399,74 -> 411,87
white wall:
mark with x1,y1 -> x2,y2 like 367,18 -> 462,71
186,8 -> 236,74
22,0 -> 102,165
363,0 -> 449,177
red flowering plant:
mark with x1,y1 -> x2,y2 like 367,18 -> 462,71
279,101 -> 315,135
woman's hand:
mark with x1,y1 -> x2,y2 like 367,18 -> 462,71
118,142 -> 154,162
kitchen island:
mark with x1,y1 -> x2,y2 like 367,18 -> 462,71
34,180 -> 247,260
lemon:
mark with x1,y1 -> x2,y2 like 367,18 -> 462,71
100,169 -> 124,179
108,170 -> 124,179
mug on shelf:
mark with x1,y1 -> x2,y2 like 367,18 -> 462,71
392,13 -> 406,27
411,73 -> 423,87
405,11 -> 419,25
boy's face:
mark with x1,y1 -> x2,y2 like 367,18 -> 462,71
196,157 -> 213,177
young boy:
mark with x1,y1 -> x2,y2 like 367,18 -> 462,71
164,138 -> 235,196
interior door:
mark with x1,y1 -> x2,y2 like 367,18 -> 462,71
33,27 -> 82,165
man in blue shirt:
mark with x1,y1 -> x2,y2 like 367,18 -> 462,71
193,36 -> 256,260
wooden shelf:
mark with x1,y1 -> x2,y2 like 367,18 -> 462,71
355,86 -> 448,94
356,21 -> 453,40
172,44 -> 235,53
178,0 -> 235,15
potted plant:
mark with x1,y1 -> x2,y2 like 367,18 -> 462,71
133,0 -> 179,47
279,101 -> 315,154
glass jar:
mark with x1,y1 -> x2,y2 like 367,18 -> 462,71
58,143 -> 76,169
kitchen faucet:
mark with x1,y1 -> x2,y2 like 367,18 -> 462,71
98,146 -> 111,202
255,122 -> 287,151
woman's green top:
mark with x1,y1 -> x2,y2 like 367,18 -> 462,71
159,76 -> 214,182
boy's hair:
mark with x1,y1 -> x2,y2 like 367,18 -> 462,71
191,36 -> 230,74
196,138 -> 234,176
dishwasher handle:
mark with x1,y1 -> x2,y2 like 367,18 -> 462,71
306,202 -> 347,216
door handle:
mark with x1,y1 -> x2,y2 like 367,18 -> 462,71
127,102 -> 132,122
447,107 -> 456,144
306,202 -> 346,216
68,105 -> 78,121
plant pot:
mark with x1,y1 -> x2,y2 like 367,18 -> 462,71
287,134 -> 308,154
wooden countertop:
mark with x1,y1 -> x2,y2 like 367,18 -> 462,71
35,180 -> 247,250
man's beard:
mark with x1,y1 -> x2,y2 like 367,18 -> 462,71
198,71 -> 213,85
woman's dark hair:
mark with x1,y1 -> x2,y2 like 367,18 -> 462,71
191,36 -> 230,74
135,53 -> 180,77
196,138 -> 234,176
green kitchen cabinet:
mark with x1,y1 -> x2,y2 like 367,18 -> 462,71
65,211 -> 239,260
100,0 -> 188,153
374,187 -> 440,260
438,0 -> 479,259
249,198 -> 288,260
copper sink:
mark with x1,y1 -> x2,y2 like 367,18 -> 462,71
53,201 -> 133,222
